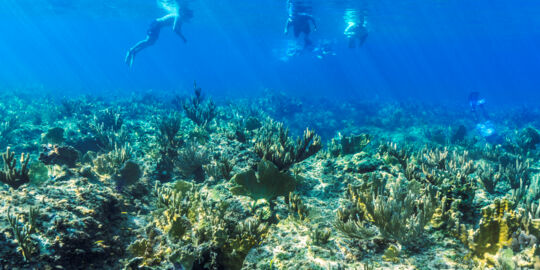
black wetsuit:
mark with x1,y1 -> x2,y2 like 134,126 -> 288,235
147,20 -> 162,40
293,14 -> 312,37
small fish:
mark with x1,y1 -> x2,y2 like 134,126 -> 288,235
121,212 -> 128,215
94,240 -> 104,244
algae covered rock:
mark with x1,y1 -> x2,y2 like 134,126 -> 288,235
230,159 -> 296,201
38,145 -> 79,168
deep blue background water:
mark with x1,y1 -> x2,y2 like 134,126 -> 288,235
0,0 -> 539,106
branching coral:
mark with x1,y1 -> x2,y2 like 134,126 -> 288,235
310,226 -> 331,245
287,192 -> 309,221
93,108 -> 124,132
182,82 -> 216,127
347,173 -> 438,249
476,161 -> 502,194
0,147 -> 30,189
377,142 -> 413,171
92,144 -> 141,188
176,142 -> 210,182
151,184 -> 268,270
155,112 -> 183,149
7,207 -> 39,261
203,156 -> 234,181
93,143 -> 133,176
417,148 -> 476,217
254,120 -> 321,171
502,156 -> 530,190
89,122 -> 128,151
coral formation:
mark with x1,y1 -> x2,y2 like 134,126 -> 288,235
6,207 -> 39,261
182,82 -> 217,127
230,159 -> 296,201
254,120 -> 322,171
38,144 -> 80,168
0,147 -> 30,189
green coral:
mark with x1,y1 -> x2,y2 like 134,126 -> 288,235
310,226 -> 331,245
155,112 -> 183,149
7,207 -> 39,261
182,82 -> 217,127
287,192 -> 309,221
230,159 -> 296,201
92,144 -> 141,187
347,173 -> 437,249
328,133 -> 371,156
254,120 -> 322,171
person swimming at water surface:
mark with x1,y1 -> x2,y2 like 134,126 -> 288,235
343,8 -> 368,49
345,16 -> 368,48
284,0 -> 317,49
125,0 -> 193,68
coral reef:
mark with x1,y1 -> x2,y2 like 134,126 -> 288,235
1,89 -> 540,269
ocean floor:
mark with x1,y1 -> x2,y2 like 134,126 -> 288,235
1,88 -> 540,270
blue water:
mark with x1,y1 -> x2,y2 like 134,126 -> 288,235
1,0 -> 540,105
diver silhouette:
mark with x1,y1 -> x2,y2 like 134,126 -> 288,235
125,0 -> 193,68
284,0 -> 317,50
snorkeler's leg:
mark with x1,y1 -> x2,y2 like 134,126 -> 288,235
348,38 -> 356,48
304,34 -> 313,49
480,105 -> 490,120
359,34 -> 368,46
125,35 -> 158,67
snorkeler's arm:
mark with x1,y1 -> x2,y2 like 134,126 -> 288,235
284,19 -> 292,34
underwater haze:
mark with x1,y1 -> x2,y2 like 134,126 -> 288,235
1,0 -> 540,104
3,1 -> 540,270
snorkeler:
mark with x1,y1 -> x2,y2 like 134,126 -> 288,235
344,16 -> 368,48
125,0 -> 193,68
284,0 -> 317,49
469,92 -> 502,144
468,91 -> 488,122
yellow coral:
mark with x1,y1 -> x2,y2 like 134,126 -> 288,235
465,199 -> 519,266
